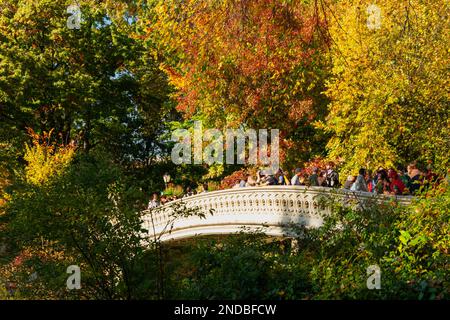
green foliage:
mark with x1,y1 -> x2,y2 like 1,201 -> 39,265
1,148 -> 210,300
384,184 -> 449,299
4,151 -> 149,299
0,0 -> 173,163
304,183 -> 449,299
172,233 -> 312,300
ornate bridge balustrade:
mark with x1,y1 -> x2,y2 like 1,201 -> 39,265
142,186 -> 413,242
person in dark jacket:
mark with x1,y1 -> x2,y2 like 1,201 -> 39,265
407,162 -> 423,195
309,167 -> 320,186
325,162 -> 340,188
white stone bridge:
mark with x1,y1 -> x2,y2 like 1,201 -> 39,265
142,186 -> 413,242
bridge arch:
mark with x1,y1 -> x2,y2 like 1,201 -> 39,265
143,186 -> 412,242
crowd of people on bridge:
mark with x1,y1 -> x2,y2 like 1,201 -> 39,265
232,162 -> 441,195
148,161 -> 445,209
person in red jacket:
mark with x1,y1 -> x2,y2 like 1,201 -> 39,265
388,169 -> 406,195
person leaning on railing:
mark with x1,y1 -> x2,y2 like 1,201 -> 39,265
246,175 -> 257,187
147,193 -> 160,210
325,162 -> 340,188
350,168 -> 369,192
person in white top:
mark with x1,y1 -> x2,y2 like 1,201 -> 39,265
147,193 -> 160,209
351,168 -> 368,192
291,168 -> 302,185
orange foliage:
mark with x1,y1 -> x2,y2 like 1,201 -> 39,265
150,0 -> 330,150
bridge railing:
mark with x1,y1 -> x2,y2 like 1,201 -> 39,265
142,186 -> 413,242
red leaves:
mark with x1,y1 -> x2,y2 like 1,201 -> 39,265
154,0 -> 327,123
13,255 -> 23,267
219,168 -> 251,190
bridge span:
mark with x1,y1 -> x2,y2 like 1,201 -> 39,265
143,186 -> 413,242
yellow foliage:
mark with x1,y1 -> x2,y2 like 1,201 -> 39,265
163,184 -> 184,197
324,0 -> 449,176
23,129 -> 75,186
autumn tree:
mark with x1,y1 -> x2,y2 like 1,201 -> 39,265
147,0 -> 332,167
0,0 -> 171,162
0,1 -> 176,299
322,0 -> 449,176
